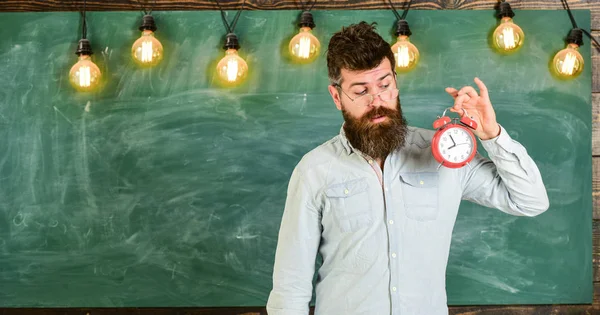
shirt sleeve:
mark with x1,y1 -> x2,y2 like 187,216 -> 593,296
266,166 -> 322,315
461,125 -> 550,216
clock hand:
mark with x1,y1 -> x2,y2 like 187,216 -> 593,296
448,134 -> 457,149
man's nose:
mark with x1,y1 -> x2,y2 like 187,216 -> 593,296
368,94 -> 386,107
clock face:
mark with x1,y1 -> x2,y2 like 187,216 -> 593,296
437,126 -> 475,164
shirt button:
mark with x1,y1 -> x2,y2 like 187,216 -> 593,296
368,160 -> 374,164
392,287 -> 397,292
344,189 -> 349,195
388,220 -> 394,225
391,253 -> 397,258
419,180 -> 424,185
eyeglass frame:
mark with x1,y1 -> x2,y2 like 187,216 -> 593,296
332,72 -> 399,107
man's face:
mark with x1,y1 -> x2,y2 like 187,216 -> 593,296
327,58 -> 408,159
329,58 -> 398,119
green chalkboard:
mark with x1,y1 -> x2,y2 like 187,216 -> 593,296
0,9 -> 592,307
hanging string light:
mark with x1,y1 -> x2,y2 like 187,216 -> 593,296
132,0 -> 164,67
492,0 -> 525,53
69,0 -> 102,91
214,0 -> 248,86
551,0 -> 600,79
288,0 -> 320,63
388,0 -> 419,73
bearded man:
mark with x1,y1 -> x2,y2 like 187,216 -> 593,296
266,21 -> 549,315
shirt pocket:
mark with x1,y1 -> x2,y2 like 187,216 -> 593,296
399,172 -> 440,221
325,178 -> 373,233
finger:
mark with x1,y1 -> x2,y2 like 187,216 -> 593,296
457,86 -> 478,99
474,77 -> 489,100
452,94 -> 470,115
464,89 -> 480,103
445,87 -> 459,99
449,107 -> 466,117
459,89 -> 479,107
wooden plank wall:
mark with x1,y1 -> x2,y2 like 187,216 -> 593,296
1,1 -> 600,314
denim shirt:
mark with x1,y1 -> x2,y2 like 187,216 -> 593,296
266,125 -> 549,315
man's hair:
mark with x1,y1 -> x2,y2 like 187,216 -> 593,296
326,21 -> 395,85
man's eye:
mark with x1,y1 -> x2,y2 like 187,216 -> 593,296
355,90 -> 367,96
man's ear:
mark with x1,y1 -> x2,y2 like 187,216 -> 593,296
328,85 -> 343,111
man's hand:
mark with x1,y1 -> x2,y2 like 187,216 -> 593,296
445,77 -> 501,140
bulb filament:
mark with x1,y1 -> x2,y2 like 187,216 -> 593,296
297,36 -> 311,59
397,45 -> 409,68
226,58 -> 239,82
560,52 -> 577,75
79,65 -> 91,87
502,27 -> 516,50
141,40 -> 153,63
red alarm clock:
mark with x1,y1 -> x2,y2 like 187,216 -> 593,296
431,108 -> 478,168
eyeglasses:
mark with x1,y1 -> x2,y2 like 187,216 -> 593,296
334,84 -> 399,107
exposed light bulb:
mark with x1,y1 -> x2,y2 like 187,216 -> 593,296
288,11 -> 320,63
391,35 -> 419,72
216,49 -> 248,85
70,55 -> 101,90
392,20 -> 419,73
492,2 -> 524,53
69,39 -> 101,92
492,17 -> 524,52
132,30 -> 164,66
551,28 -> 585,79
132,15 -> 163,67
552,43 -> 584,78
289,27 -> 320,62
216,33 -> 248,86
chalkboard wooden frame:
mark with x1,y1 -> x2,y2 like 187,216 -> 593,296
1,2 -> 600,314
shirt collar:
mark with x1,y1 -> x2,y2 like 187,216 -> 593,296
339,124 -> 355,155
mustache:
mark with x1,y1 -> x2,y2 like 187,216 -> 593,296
364,106 -> 397,119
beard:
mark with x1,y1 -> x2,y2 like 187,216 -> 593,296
342,98 -> 408,160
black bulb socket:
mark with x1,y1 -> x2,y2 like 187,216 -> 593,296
139,14 -> 157,32
497,1 -> 515,19
223,33 -> 240,50
395,20 -> 412,37
298,11 -> 316,29
75,38 -> 93,56
566,28 -> 584,47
